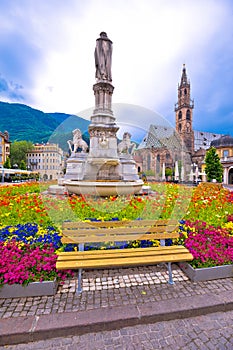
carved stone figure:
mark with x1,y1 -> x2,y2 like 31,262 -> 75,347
118,132 -> 136,154
98,131 -> 109,148
95,32 -> 112,82
67,129 -> 88,155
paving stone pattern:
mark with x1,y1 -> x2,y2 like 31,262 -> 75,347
0,264 -> 233,319
1,310 -> 233,350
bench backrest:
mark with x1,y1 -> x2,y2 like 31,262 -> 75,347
61,219 -> 179,244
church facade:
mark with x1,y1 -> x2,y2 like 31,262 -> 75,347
134,65 -> 233,184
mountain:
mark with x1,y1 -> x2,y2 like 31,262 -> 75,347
0,101 -> 90,150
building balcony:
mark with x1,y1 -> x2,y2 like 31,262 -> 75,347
221,156 -> 233,163
174,100 -> 194,111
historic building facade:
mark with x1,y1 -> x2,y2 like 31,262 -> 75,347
26,143 -> 64,180
134,65 -> 226,182
0,131 -> 10,167
210,135 -> 233,184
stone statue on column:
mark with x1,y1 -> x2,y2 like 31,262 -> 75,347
95,32 -> 112,82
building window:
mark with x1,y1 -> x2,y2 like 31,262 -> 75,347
147,154 -> 151,170
186,110 -> 190,120
178,111 -> 182,120
223,150 -> 229,158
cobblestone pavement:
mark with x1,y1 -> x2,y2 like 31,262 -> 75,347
1,264 -> 233,319
1,310 -> 233,350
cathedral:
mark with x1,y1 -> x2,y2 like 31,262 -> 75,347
134,64 -> 233,184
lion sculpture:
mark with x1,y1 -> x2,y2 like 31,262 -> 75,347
67,128 -> 88,155
118,132 -> 136,155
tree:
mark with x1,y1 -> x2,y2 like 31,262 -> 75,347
205,147 -> 223,182
19,160 -> 27,170
165,168 -> 173,180
3,157 -> 11,169
10,141 -> 34,168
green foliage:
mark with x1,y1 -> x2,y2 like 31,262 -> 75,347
3,157 -> 11,169
205,147 -> 223,182
144,169 -> 155,176
0,101 -> 90,149
165,168 -> 173,177
10,141 -> 34,167
19,160 -> 27,170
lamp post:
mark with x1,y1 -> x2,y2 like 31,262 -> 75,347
1,167 -> 4,183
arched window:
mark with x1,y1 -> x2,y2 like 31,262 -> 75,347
184,88 -> 187,95
178,123 -> 182,132
186,110 -> 191,120
157,154 -> 160,162
178,111 -> 182,120
147,154 -> 151,170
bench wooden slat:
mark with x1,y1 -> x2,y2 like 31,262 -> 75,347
61,231 -> 179,244
57,245 -> 188,259
63,219 -> 178,229
56,251 -> 193,270
63,226 -> 177,235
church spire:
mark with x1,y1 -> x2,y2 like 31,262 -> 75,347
180,64 -> 188,86
175,65 -> 194,156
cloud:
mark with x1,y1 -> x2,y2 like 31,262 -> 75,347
0,75 -> 24,101
0,0 -> 233,136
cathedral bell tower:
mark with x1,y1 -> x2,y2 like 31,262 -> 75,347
175,64 -> 194,156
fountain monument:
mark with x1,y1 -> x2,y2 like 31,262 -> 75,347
63,32 -> 143,196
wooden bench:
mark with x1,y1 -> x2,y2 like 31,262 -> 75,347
56,219 -> 193,293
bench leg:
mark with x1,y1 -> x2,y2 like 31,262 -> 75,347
167,262 -> 174,285
76,268 -> 82,294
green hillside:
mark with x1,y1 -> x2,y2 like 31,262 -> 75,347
0,101 -> 90,150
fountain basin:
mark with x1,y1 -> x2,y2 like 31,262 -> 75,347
64,179 -> 144,196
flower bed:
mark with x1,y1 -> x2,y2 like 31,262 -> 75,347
0,182 -> 232,291
0,279 -> 58,298
179,262 -> 233,282
0,182 -> 232,226
179,220 -> 233,268
0,240 -> 73,288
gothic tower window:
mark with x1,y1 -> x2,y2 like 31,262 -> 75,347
186,110 -> 190,120
178,111 -> 182,120
184,88 -> 187,95
179,123 -> 182,132
147,153 -> 151,170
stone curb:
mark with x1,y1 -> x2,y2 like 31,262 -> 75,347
1,290 -> 233,346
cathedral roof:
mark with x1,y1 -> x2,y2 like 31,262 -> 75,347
194,130 -> 224,151
137,125 -> 182,151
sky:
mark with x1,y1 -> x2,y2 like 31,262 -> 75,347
0,0 -> 233,137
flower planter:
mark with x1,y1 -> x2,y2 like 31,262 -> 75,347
179,262 -> 233,282
0,279 -> 58,299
